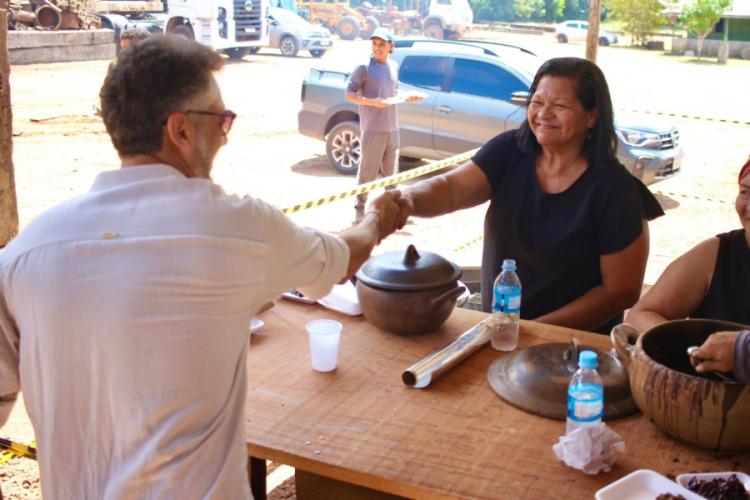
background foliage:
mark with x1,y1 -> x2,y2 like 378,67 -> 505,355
604,0 -> 666,45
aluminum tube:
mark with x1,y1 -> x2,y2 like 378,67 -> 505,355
402,316 -> 497,388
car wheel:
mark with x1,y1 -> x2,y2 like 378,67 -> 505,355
556,33 -> 568,43
279,36 -> 299,57
424,23 -> 443,39
171,24 -> 194,40
225,47 -> 248,60
337,16 -> 360,40
598,36 -> 610,47
362,16 -> 379,39
309,49 -> 326,58
248,47 -> 260,54
326,121 -> 361,175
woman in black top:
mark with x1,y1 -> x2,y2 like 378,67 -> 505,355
399,57 -> 663,333
626,158 -> 750,382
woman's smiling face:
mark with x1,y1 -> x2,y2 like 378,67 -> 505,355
527,75 -> 598,151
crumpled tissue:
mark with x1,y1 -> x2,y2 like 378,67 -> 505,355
552,423 -> 625,474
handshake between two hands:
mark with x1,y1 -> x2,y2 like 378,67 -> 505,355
365,190 -> 413,242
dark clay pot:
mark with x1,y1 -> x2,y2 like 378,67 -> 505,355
355,245 -> 464,335
612,319 -> 750,451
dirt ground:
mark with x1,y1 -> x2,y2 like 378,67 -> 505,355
1,29 -> 749,498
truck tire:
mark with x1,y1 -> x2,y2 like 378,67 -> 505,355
424,23 -> 443,39
362,16 -> 379,39
279,36 -> 299,57
172,24 -> 194,40
225,47 -> 248,60
598,36 -> 610,47
556,33 -> 568,43
337,16 -> 360,40
326,121 -> 361,175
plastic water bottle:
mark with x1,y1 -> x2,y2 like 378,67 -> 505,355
566,350 -> 604,434
490,259 -> 521,351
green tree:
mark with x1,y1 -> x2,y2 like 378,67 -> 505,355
543,0 -> 565,21
513,0 -> 546,20
563,0 -> 589,21
682,0 -> 733,58
469,0 -> 515,21
605,0 -> 666,46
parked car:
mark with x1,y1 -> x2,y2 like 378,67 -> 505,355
297,39 -> 682,185
260,7 -> 334,57
555,20 -> 618,46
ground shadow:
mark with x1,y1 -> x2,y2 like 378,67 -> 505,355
654,192 -> 680,211
222,57 -> 259,66
679,58 -> 722,66
290,156 -> 341,177
246,51 -> 322,60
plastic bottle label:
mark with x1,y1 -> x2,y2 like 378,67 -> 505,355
567,382 -> 604,423
492,286 -> 521,313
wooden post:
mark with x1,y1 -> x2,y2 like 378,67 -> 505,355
585,0 -> 601,62
0,9 -> 19,246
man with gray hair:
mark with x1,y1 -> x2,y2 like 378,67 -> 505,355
0,35 -> 401,498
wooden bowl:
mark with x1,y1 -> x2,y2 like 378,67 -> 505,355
612,320 -> 750,451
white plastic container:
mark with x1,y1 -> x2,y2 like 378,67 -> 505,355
595,469 -> 703,500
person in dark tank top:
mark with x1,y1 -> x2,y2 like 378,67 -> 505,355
626,158 -> 750,383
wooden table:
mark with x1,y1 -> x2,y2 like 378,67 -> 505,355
245,301 -> 750,499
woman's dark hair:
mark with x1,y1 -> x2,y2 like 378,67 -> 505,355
517,57 -> 620,170
100,34 -> 223,156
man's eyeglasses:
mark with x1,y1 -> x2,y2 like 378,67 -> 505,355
184,110 -> 237,135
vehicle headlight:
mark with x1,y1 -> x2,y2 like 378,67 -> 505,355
616,128 -> 661,149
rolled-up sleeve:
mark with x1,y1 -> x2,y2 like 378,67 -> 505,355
0,274 -> 20,427
734,330 -> 750,384
262,202 -> 349,301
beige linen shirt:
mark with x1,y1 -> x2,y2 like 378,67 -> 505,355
0,164 -> 349,499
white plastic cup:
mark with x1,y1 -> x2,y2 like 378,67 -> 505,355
306,319 -> 342,372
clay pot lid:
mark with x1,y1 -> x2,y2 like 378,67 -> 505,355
487,339 -> 638,421
355,244 -> 462,292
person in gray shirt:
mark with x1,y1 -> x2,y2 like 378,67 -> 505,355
346,28 -> 421,223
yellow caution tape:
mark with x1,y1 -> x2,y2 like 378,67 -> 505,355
653,190 -> 729,205
281,149 -> 477,214
0,438 -> 37,462
617,108 -> 750,127
452,235 -> 484,254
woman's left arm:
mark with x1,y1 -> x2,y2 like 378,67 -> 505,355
534,221 -> 649,331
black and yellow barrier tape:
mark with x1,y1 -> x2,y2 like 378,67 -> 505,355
0,438 -> 37,462
452,235 -> 484,254
653,190 -> 729,205
281,150 -> 477,214
617,108 -> 750,127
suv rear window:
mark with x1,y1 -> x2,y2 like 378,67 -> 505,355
450,58 -> 526,101
399,55 -> 449,91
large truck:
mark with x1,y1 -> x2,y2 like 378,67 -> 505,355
95,0 -> 269,59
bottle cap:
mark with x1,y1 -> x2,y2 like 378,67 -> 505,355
501,259 -> 516,271
579,350 -> 598,369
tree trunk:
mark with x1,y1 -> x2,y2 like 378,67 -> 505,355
585,0 -> 601,63
0,9 -> 19,247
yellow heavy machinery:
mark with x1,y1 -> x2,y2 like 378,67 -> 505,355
296,0 -> 378,40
